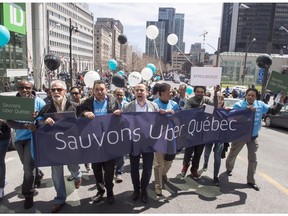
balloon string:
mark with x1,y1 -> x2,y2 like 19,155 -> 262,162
153,39 -> 164,80
175,44 -> 194,66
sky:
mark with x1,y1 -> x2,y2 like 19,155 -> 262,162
88,2 -> 223,54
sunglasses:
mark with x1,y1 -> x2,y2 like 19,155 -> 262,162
18,86 -> 32,90
135,89 -> 145,93
71,92 -> 79,95
51,88 -> 64,92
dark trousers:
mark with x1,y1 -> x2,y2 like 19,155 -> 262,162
92,159 -> 115,195
129,152 -> 154,191
183,144 -> 205,171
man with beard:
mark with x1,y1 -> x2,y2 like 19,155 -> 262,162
180,85 -> 219,179
38,80 -> 82,213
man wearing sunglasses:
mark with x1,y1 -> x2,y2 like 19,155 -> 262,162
6,80 -> 46,209
37,80 -> 82,213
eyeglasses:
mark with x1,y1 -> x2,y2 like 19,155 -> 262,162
18,86 -> 32,90
70,92 -> 79,95
135,89 -> 145,93
51,88 -> 64,92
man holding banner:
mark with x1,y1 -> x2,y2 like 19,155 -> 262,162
78,80 -> 119,205
180,85 -> 219,179
226,88 -> 285,191
37,80 -> 82,213
6,80 -> 46,209
117,83 -> 159,203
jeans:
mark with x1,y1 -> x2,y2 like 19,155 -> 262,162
0,139 -> 10,188
204,143 -> 224,178
14,139 -> 35,198
129,152 -> 154,191
183,144 -> 205,171
51,164 -> 82,205
115,156 -> 124,175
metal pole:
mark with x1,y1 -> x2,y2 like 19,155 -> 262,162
260,3 -> 276,101
69,18 -> 73,82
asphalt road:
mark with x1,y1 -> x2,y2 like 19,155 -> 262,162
1,122 -> 288,214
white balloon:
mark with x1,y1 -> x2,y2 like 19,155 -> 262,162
167,33 -> 178,45
141,67 -> 153,81
146,25 -> 159,40
84,71 -> 100,88
128,71 -> 142,87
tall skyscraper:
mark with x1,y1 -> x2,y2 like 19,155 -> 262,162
145,7 -> 185,64
174,13 -> 185,53
220,3 -> 288,54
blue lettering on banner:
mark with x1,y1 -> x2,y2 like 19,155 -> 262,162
33,108 -> 254,167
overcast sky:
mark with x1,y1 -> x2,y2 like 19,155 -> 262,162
88,2 -> 223,54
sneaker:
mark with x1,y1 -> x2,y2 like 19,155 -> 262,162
180,165 -> 188,177
203,163 -> 208,171
226,170 -> 232,176
213,177 -> 220,186
155,187 -> 162,196
115,175 -> 123,183
191,170 -> 200,180
0,188 -> 4,199
85,163 -> 91,172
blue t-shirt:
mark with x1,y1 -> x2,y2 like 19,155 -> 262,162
233,99 -> 269,137
93,98 -> 108,116
153,98 -> 180,112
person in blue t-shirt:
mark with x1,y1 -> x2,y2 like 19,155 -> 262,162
226,88 -> 285,191
153,83 -> 180,196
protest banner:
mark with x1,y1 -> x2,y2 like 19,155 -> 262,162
33,108 -> 254,167
190,67 -> 222,86
266,71 -> 288,93
0,96 -> 34,121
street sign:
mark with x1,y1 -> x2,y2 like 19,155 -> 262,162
266,71 -> 288,93
257,68 -> 265,84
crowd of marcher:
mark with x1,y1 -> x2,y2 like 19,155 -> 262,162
0,78 -> 286,213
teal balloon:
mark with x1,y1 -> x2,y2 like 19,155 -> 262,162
186,86 -> 193,95
0,25 -> 10,47
108,59 -> 117,70
147,63 -> 156,74
156,76 -> 161,81
118,70 -> 124,76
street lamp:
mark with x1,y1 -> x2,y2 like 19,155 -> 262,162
242,37 -> 256,85
69,17 -> 79,86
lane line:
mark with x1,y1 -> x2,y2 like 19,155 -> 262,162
237,155 -> 288,195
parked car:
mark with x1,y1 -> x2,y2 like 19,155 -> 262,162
263,103 -> 288,129
224,98 -> 241,109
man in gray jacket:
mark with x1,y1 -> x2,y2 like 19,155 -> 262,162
114,83 -> 159,203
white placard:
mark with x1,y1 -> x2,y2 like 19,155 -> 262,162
204,104 -> 215,114
190,67 -> 222,86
